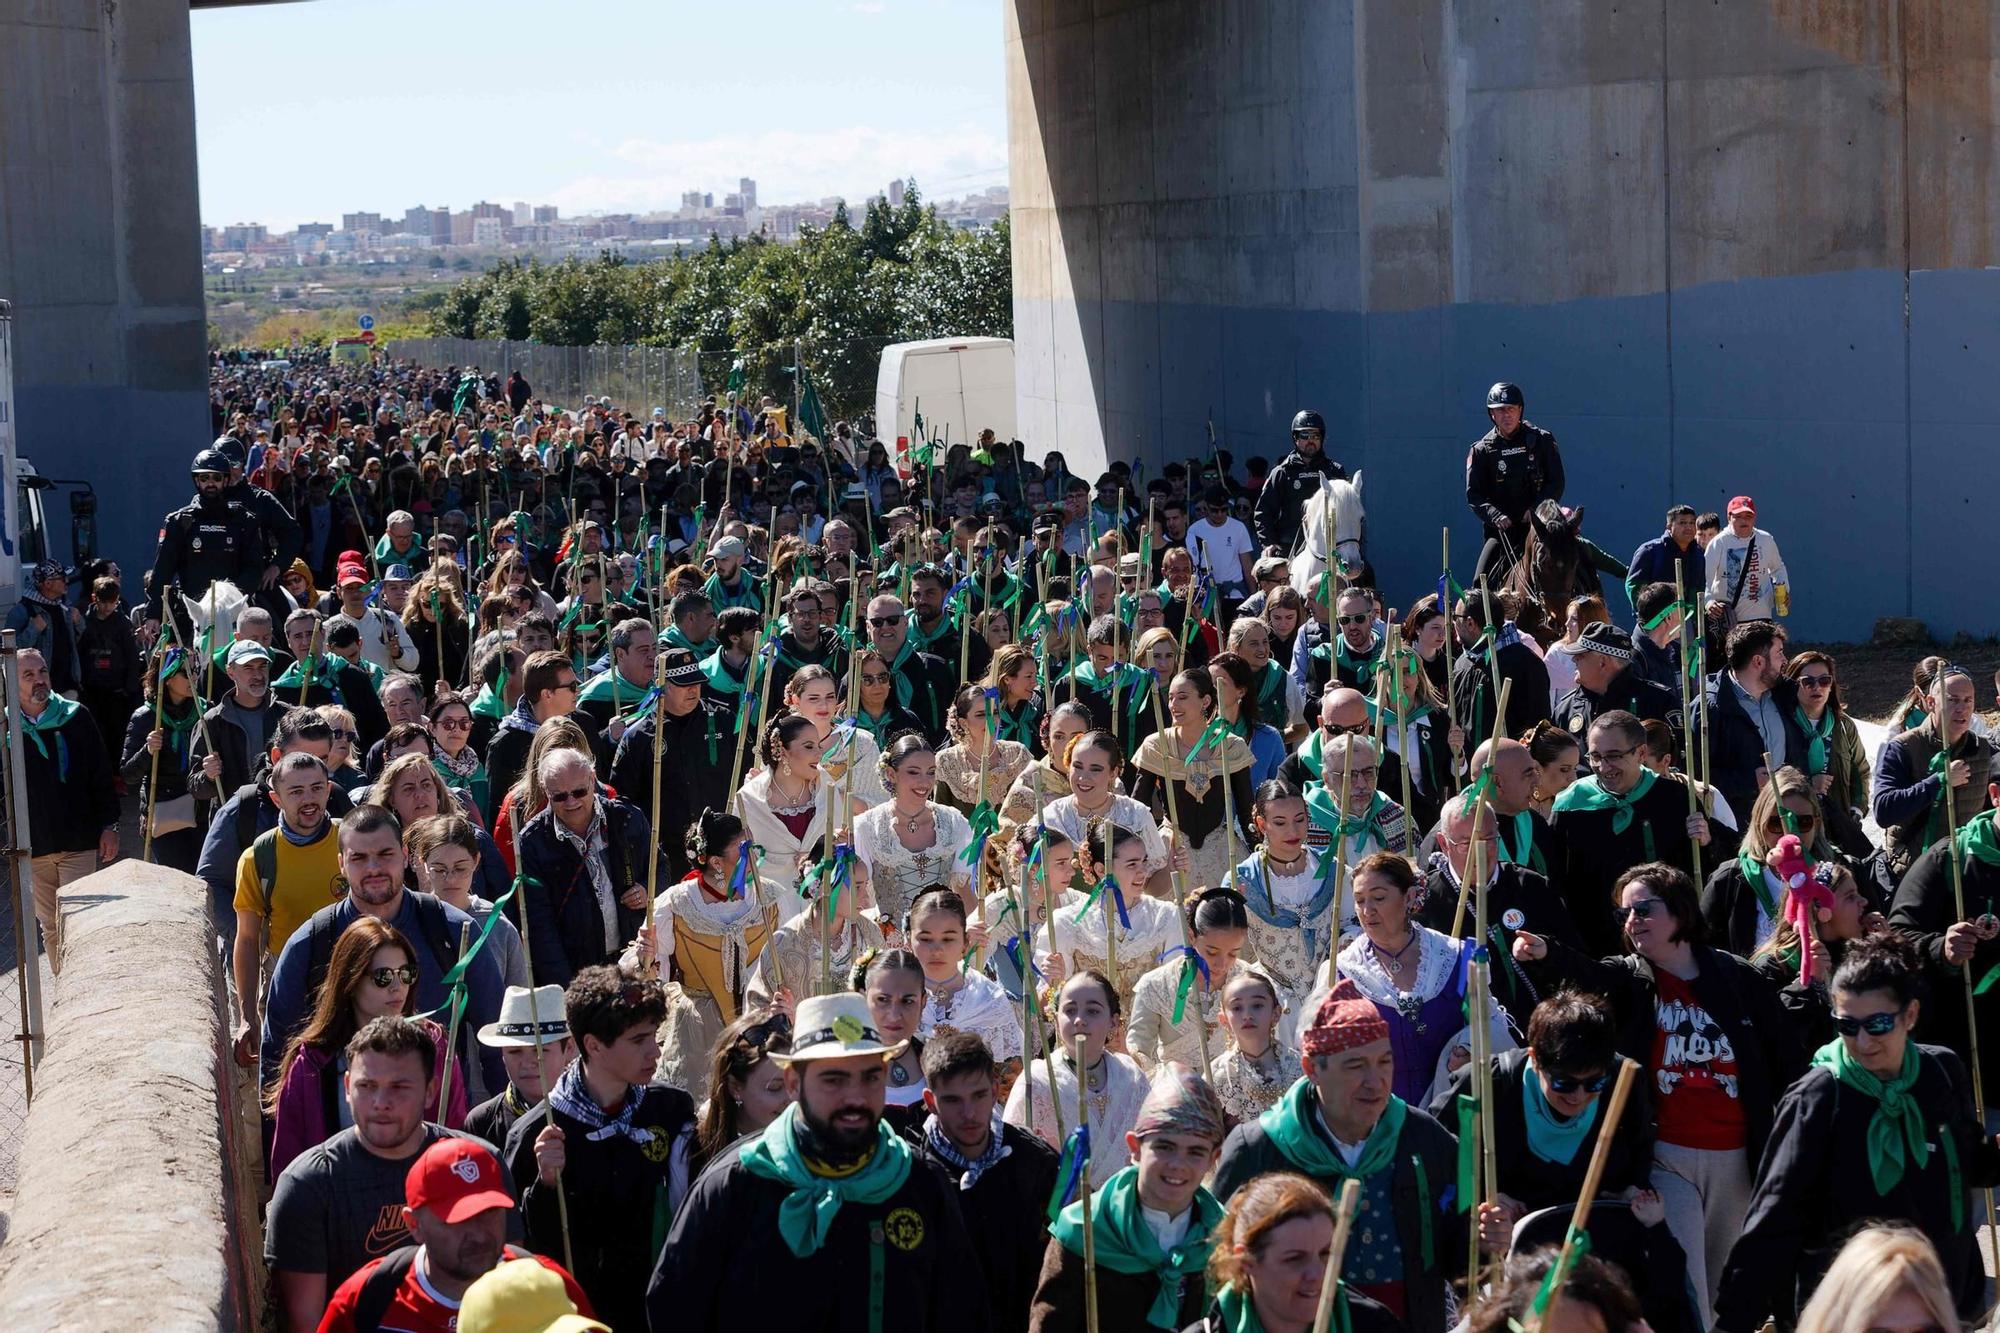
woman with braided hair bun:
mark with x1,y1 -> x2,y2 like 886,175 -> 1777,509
746,834 -> 885,1010
1126,886 -> 1250,1074
737,711 -> 831,901
852,731 -> 974,939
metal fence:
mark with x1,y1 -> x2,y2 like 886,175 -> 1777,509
384,339 -> 705,421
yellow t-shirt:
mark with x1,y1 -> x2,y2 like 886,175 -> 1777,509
233,823 -> 345,954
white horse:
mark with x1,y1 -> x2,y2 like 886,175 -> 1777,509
1289,472 -> 1366,594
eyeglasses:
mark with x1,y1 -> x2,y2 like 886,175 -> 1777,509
550,785 -> 593,805
1541,1069 -> 1611,1095
368,964 -> 419,988
1337,613 -> 1372,626
552,679 -> 580,693
1614,899 -> 1664,922
434,715 -> 472,731
1832,1011 -> 1902,1038
1795,675 -> 1834,688
866,614 -> 905,628
1322,721 -> 1368,736
1584,746 -> 1635,766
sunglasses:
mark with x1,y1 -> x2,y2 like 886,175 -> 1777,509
1795,674 -> 1834,688
1337,613 -> 1372,626
550,785 -> 593,804
860,672 -> 892,686
368,964 -> 419,988
326,728 -> 353,742
1541,1070 -> 1611,1096
434,715 -> 472,731
1766,812 -> 1819,834
866,615 -> 905,628
1832,1011 -> 1901,1038
1615,899 -> 1664,922
551,679 -> 580,693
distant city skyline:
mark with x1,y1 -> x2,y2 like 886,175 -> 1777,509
191,0 -> 1007,231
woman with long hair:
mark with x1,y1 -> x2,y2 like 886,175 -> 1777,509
736,712 -> 831,901
1789,1226 -> 1962,1333
1715,938 -> 2000,1331
1209,650 -> 1287,786
1132,667 -> 1255,892
122,649 -> 203,873
427,687 -> 489,820
1544,592 -> 1611,704
846,647 -> 927,749
1700,763 -> 1846,955
936,683 -> 1033,812
1749,859 -> 1878,1050
1785,649 -> 1873,856
404,568 -> 469,695
689,1007 -> 792,1177
265,918 -> 466,1178
984,642 -> 1045,753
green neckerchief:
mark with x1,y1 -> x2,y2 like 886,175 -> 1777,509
1333,632 -> 1383,687
1253,660 -> 1288,718
1522,1056 -> 1599,1165
1795,706 -> 1834,776
1304,787 -> 1392,847
1811,1037 -> 1930,1196
20,695 -> 81,776
577,669 -> 645,708
906,610 -> 957,654
1498,809 -> 1544,875
698,650 -> 747,696
738,1103 -> 914,1258
703,571 -> 762,614
470,679 -> 507,720
1956,808 -> 2000,870
888,637 -> 934,718
1258,1079 -> 1407,1183
1068,659 -> 1151,722
663,625 -> 715,657
995,697 -> 1039,746
1215,1281 -> 1352,1333
1551,768 -> 1658,835
1735,849 -> 1784,922
1051,1165 -> 1221,1330
273,652 -> 340,693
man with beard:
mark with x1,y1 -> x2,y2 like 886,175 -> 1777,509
609,648 -> 731,881
16,648 -> 118,976
260,806 -> 505,1102
766,585 -> 842,700
145,447 -> 265,645
865,593 -> 955,745
1326,584 -> 1386,692
649,991 -> 989,1333
266,1017 -> 508,1333
188,640 -> 293,808
229,752 -> 337,1068
7,559 -> 84,697
317,1138 -> 588,1333
506,966 -> 696,1333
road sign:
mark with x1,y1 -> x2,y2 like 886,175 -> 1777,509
357,330 -> 376,344
357,313 -> 375,331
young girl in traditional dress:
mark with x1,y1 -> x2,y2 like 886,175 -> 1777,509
1003,968 -> 1150,1188
747,837 -> 884,1006
981,822 -> 1082,999
905,885 -> 1024,1067
1235,780 -> 1351,1046
1208,965 -> 1297,1124
936,683 -> 1033,811
853,732 -> 975,939
854,946 -> 930,1134
1127,887 -> 1250,1074
1035,822 -> 1182,1011
1132,667 -> 1256,893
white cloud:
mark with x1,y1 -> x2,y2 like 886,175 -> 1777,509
542,124 -> 1009,216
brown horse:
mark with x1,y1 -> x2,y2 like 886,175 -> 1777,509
1500,500 -> 1602,646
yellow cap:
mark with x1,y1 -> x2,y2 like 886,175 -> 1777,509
458,1258 -> 608,1333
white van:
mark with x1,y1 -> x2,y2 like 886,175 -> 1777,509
874,337 -> 1014,460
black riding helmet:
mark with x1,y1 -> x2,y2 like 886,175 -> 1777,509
192,447 -> 231,478
211,434 -> 247,469
1485,382 -> 1525,411
1291,409 -> 1326,437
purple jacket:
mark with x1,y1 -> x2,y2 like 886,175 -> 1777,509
268,1018 -> 469,1180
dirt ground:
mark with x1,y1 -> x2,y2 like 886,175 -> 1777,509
1793,637 -> 1998,727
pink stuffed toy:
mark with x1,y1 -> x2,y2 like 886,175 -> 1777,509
1774,834 -> 1835,984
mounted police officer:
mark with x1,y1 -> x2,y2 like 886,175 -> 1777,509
1252,408 -> 1346,555
212,433 -> 303,617
145,448 -> 264,645
1466,382 -> 1565,585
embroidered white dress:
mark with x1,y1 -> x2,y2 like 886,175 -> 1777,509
746,909 -> 885,1004
736,769 -> 831,899
1210,1042 -> 1301,1123
852,802 -> 975,933
817,724 -> 889,819
1126,956 -> 1228,1075
919,971 -> 1025,1063
1042,793 -> 1169,876
1032,888 -> 1182,1011
1003,1049 -> 1150,1188
936,740 -> 1032,809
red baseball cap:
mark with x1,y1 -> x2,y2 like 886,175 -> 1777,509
1726,495 -> 1755,516
337,565 -> 368,587
405,1139 -> 515,1223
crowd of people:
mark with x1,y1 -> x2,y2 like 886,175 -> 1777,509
21,347 -> 2000,1332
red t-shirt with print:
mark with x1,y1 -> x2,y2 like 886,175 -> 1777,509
1649,969 -> 1748,1151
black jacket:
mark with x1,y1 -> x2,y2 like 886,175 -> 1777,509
1428,1047 -> 1654,1212
486,708 -> 604,821
20,700 -> 119,854
608,700 -> 734,882
1713,1045 -> 2000,1332
1451,638 -> 1552,751
188,693 -> 294,805
1465,422 -> 1564,535
515,797 -> 659,986
913,1123 -> 1059,1332
145,495 -> 264,621
1415,863 -> 1582,1034
1183,1288 -> 1403,1333
1031,1232 -> 1207,1333
226,477 -> 304,574
1550,772 -> 1710,956
1524,941 -> 1804,1166
652,1134 -> 992,1333
1553,668 -> 1683,750
1213,1090 -> 1463,1333
1690,672 -> 1809,840
505,1082 -> 696,1333
1252,448 -> 1346,553
120,696 -> 202,807
77,608 -> 141,696
274,657 -> 391,752
1890,842 -> 2000,1104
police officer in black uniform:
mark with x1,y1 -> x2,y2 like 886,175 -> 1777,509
145,448 -> 265,645
212,434 -> 303,606
1466,382 -> 1565,585
1251,408 -> 1346,554
1551,621 -> 1683,762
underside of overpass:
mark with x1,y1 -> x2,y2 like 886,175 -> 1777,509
1006,0 -> 2000,640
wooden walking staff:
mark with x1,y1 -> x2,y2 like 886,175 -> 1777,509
1389,644 -> 1416,840
1109,488 -> 1127,735
1519,1059 -> 1640,1333
1032,760 -> 1068,1141
1073,1032 -> 1102,1333
141,642 -> 170,863
1325,736 -> 1359,989
1310,1178 -> 1364,1333
1450,679 -> 1514,940
1442,527 -> 1460,787
434,919 -> 474,1116
644,656 -> 668,973
508,820 -> 575,1274
1674,566 -> 1704,885
1146,681 -> 1212,1070
1934,693 -> 2000,1283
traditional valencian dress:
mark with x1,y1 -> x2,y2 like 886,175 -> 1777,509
1233,846 -> 1353,1047
1032,880 -> 1182,1011
1331,925 -> 1513,1108
935,738 -> 1032,811
746,908 -> 884,1004
919,971 -> 1025,1063
1126,954 -> 1228,1074
1041,793 -> 1170,877
736,768 -> 830,900
1209,1040 -> 1300,1123
852,801 -> 974,934
650,873 -> 796,1072
1003,1047 -> 1150,1188
1130,729 -> 1254,893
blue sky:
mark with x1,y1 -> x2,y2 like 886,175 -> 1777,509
191,0 -> 1008,230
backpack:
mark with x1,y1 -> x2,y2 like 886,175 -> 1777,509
303,891 -> 460,1010
351,1244 -> 535,1332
